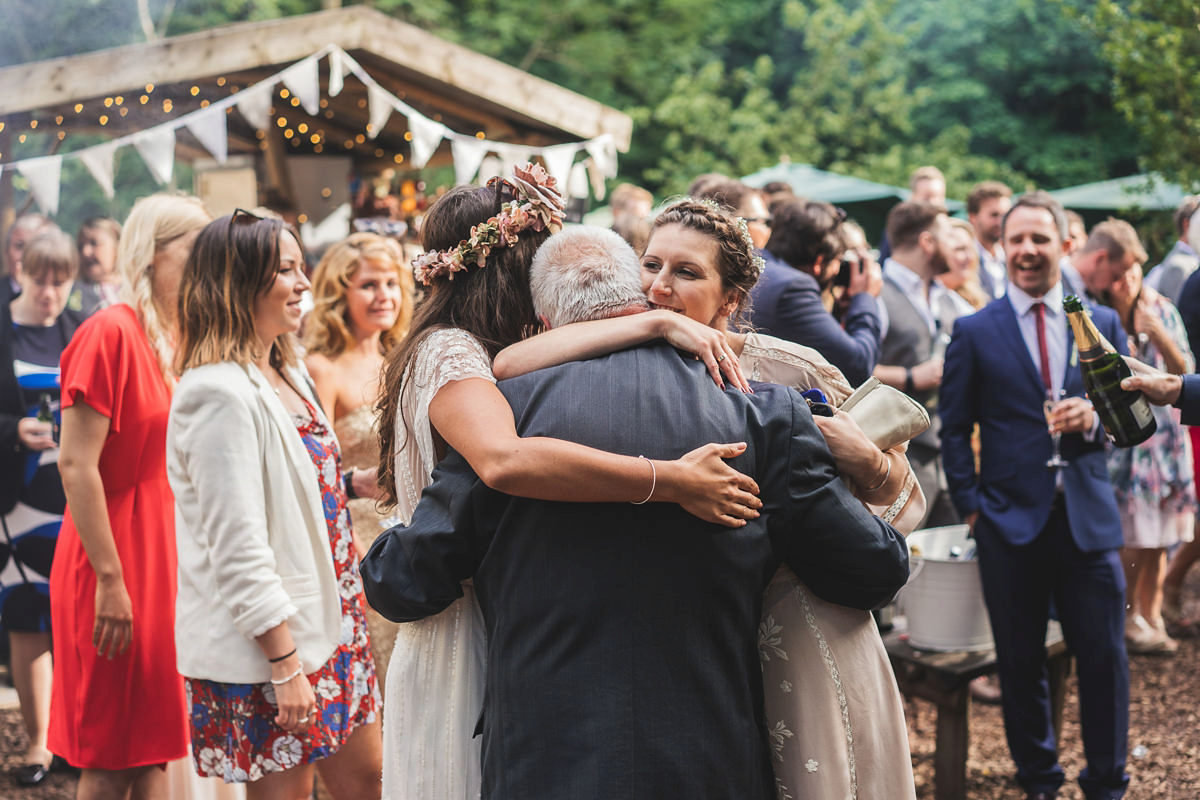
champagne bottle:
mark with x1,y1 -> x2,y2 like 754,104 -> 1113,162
1063,295 -> 1156,447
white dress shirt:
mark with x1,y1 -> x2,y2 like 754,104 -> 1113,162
879,257 -> 947,341
1007,280 -> 1101,444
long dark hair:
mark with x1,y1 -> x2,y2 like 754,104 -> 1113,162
376,182 -> 545,507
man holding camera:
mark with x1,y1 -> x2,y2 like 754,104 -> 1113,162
872,201 -> 960,527
748,198 -> 883,386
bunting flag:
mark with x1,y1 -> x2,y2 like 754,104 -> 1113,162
79,140 -> 119,198
406,113 -> 445,168
16,156 -> 63,216
494,143 -> 534,177
540,142 -> 580,190
133,127 -> 176,185
235,83 -> 273,131
186,105 -> 229,163
367,85 -> 395,140
586,134 -> 619,179
586,156 -> 608,201
451,137 -> 489,186
327,48 -> 348,98
281,56 -> 320,116
0,45 -> 619,216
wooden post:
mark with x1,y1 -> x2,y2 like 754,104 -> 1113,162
0,120 -> 14,276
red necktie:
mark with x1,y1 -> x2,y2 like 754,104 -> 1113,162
1033,302 -> 1053,392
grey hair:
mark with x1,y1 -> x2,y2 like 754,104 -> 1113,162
530,226 -> 649,328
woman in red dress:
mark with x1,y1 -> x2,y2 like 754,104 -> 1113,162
50,193 -> 211,799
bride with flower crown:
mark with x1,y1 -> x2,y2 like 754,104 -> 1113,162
373,164 -> 764,798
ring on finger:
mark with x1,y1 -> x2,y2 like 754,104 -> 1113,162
716,353 -> 726,363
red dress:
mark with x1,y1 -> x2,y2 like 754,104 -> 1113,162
47,304 -> 188,769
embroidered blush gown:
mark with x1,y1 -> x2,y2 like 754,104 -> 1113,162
741,332 -> 919,800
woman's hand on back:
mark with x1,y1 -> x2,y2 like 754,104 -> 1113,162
666,442 -> 762,527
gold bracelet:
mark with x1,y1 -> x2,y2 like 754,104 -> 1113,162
631,455 -> 656,505
862,453 -> 891,494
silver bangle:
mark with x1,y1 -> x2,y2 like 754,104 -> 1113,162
862,453 -> 891,494
269,666 -> 304,686
631,455 -> 656,505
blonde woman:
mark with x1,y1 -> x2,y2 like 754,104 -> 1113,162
305,232 -> 414,682
942,218 -> 990,313
49,194 -> 212,799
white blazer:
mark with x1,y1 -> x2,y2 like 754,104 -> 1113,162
167,360 -> 341,683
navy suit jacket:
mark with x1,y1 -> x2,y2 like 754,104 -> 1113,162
748,252 -> 881,385
940,294 -> 1126,552
362,342 -> 908,800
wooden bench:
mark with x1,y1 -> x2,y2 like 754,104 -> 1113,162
883,622 -> 1072,800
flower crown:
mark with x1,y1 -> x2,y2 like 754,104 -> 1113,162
413,162 -> 566,285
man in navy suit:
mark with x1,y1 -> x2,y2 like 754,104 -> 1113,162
748,198 -> 883,385
940,192 -> 1130,800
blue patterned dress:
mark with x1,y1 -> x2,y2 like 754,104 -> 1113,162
1108,291 -> 1197,548
186,398 -> 380,783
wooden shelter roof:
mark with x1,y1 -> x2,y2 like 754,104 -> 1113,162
0,6 -> 631,170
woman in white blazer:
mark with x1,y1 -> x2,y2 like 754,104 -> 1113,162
167,210 -> 382,798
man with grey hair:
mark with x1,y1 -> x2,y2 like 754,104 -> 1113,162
530,226 -> 648,328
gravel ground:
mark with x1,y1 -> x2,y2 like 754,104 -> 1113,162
4,568 -> 1199,800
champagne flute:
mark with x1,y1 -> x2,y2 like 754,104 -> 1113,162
1044,388 -> 1068,468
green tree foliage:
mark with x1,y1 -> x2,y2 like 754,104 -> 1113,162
1083,0 -> 1200,190
1,0 -> 1172,221
897,0 -> 1139,190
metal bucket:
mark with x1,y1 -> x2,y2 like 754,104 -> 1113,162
901,524 -> 994,652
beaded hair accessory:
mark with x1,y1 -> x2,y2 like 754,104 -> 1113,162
686,196 -> 766,279
413,162 -> 566,285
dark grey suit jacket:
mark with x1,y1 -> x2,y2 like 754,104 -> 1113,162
362,342 -> 909,800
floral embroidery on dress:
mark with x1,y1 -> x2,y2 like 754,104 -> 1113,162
796,582 -> 858,799
780,680 -> 793,693
759,616 -> 789,662
769,720 -> 795,761
775,776 -> 794,800
804,759 -> 819,773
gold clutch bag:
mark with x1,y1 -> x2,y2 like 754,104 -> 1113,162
838,376 -> 931,452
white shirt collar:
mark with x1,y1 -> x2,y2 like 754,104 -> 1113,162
1007,280 -> 1064,319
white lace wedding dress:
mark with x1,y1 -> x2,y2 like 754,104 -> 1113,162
382,328 -> 492,800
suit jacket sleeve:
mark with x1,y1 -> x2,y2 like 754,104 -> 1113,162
361,450 -> 485,623
768,389 -> 909,609
772,278 -> 881,386
939,315 -> 980,517
1178,374 -> 1200,426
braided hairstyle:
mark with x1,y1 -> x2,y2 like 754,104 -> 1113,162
650,198 -> 762,329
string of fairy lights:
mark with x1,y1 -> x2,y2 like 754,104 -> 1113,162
0,76 -> 467,165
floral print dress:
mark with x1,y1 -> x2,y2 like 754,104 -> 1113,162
1107,290 -> 1197,548
186,399 -> 380,783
